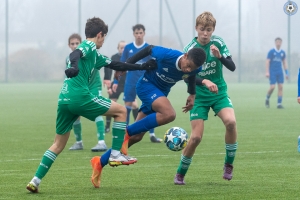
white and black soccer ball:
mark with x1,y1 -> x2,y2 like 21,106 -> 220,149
164,127 -> 188,151
287,3 -> 295,13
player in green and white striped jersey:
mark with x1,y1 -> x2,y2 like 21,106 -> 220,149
66,33 -> 107,152
26,17 -> 157,193
175,12 -> 238,185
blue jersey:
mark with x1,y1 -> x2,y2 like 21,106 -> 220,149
121,41 -> 151,85
267,48 -> 286,72
140,46 -> 202,95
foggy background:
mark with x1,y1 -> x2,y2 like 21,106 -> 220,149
0,0 -> 299,83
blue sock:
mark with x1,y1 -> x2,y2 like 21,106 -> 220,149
100,148 -> 111,167
126,106 -> 132,125
266,94 -> 270,100
127,113 -> 158,136
278,96 -> 282,104
149,128 -> 154,134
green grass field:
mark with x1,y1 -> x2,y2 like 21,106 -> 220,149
0,82 -> 299,200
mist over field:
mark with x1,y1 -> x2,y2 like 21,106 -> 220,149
0,0 -> 299,82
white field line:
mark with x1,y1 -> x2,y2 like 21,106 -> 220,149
0,150 -> 281,163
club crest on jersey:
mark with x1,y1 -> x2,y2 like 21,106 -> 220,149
182,74 -> 189,79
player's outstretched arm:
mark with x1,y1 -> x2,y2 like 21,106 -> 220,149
106,59 -> 157,71
126,45 -> 154,64
65,49 -> 83,78
184,77 -> 204,86
184,77 -> 218,94
219,56 -> 236,71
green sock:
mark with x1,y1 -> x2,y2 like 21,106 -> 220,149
95,116 -> 105,141
111,122 -> 126,150
176,154 -> 192,176
73,120 -> 82,142
225,142 -> 238,164
35,150 -> 57,179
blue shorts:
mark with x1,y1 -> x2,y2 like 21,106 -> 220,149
269,70 -> 284,84
123,71 -> 145,102
136,78 -> 167,115
123,83 -> 137,102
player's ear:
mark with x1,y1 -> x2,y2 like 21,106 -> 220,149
97,31 -> 104,39
183,53 -> 188,59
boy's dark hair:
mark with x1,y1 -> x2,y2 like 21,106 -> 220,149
187,47 -> 206,67
132,24 -> 145,32
85,17 -> 108,38
275,37 -> 282,41
68,33 -> 82,44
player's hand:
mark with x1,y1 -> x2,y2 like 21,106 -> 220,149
65,67 -> 79,78
210,44 -> 221,58
107,88 -> 113,95
265,72 -> 270,78
103,80 -> 111,89
142,59 -> 157,70
202,79 -> 218,94
112,84 -> 118,93
114,71 -> 125,81
182,95 -> 195,113
285,75 -> 289,80
297,97 -> 300,104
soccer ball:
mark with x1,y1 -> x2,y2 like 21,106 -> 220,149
164,127 -> 188,151
287,3 -> 295,13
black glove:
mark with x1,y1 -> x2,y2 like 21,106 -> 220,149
65,67 -> 79,78
141,59 -> 157,70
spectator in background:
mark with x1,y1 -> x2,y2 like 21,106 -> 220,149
103,41 -> 139,133
115,24 -> 161,143
265,37 -> 289,109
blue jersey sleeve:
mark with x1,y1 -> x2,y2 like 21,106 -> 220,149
267,49 -> 272,59
120,45 -> 129,62
151,46 -> 169,61
298,68 -> 300,97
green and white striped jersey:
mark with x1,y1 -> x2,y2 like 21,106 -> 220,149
183,36 -> 231,101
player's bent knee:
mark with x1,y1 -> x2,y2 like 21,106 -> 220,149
190,136 -> 202,145
225,120 -> 236,132
165,111 -> 176,123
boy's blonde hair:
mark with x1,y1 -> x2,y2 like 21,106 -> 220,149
195,11 -> 216,28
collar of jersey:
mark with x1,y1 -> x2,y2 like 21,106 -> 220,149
133,41 -> 146,49
273,47 -> 282,53
176,55 -> 183,71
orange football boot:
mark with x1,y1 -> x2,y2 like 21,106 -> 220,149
90,156 -> 103,188
120,131 -> 130,155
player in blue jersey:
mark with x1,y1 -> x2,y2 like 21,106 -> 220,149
265,37 -> 288,109
94,45 -> 206,185
116,24 -> 161,143
118,45 -> 206,155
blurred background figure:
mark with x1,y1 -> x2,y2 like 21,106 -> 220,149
265,37 -> 289,109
